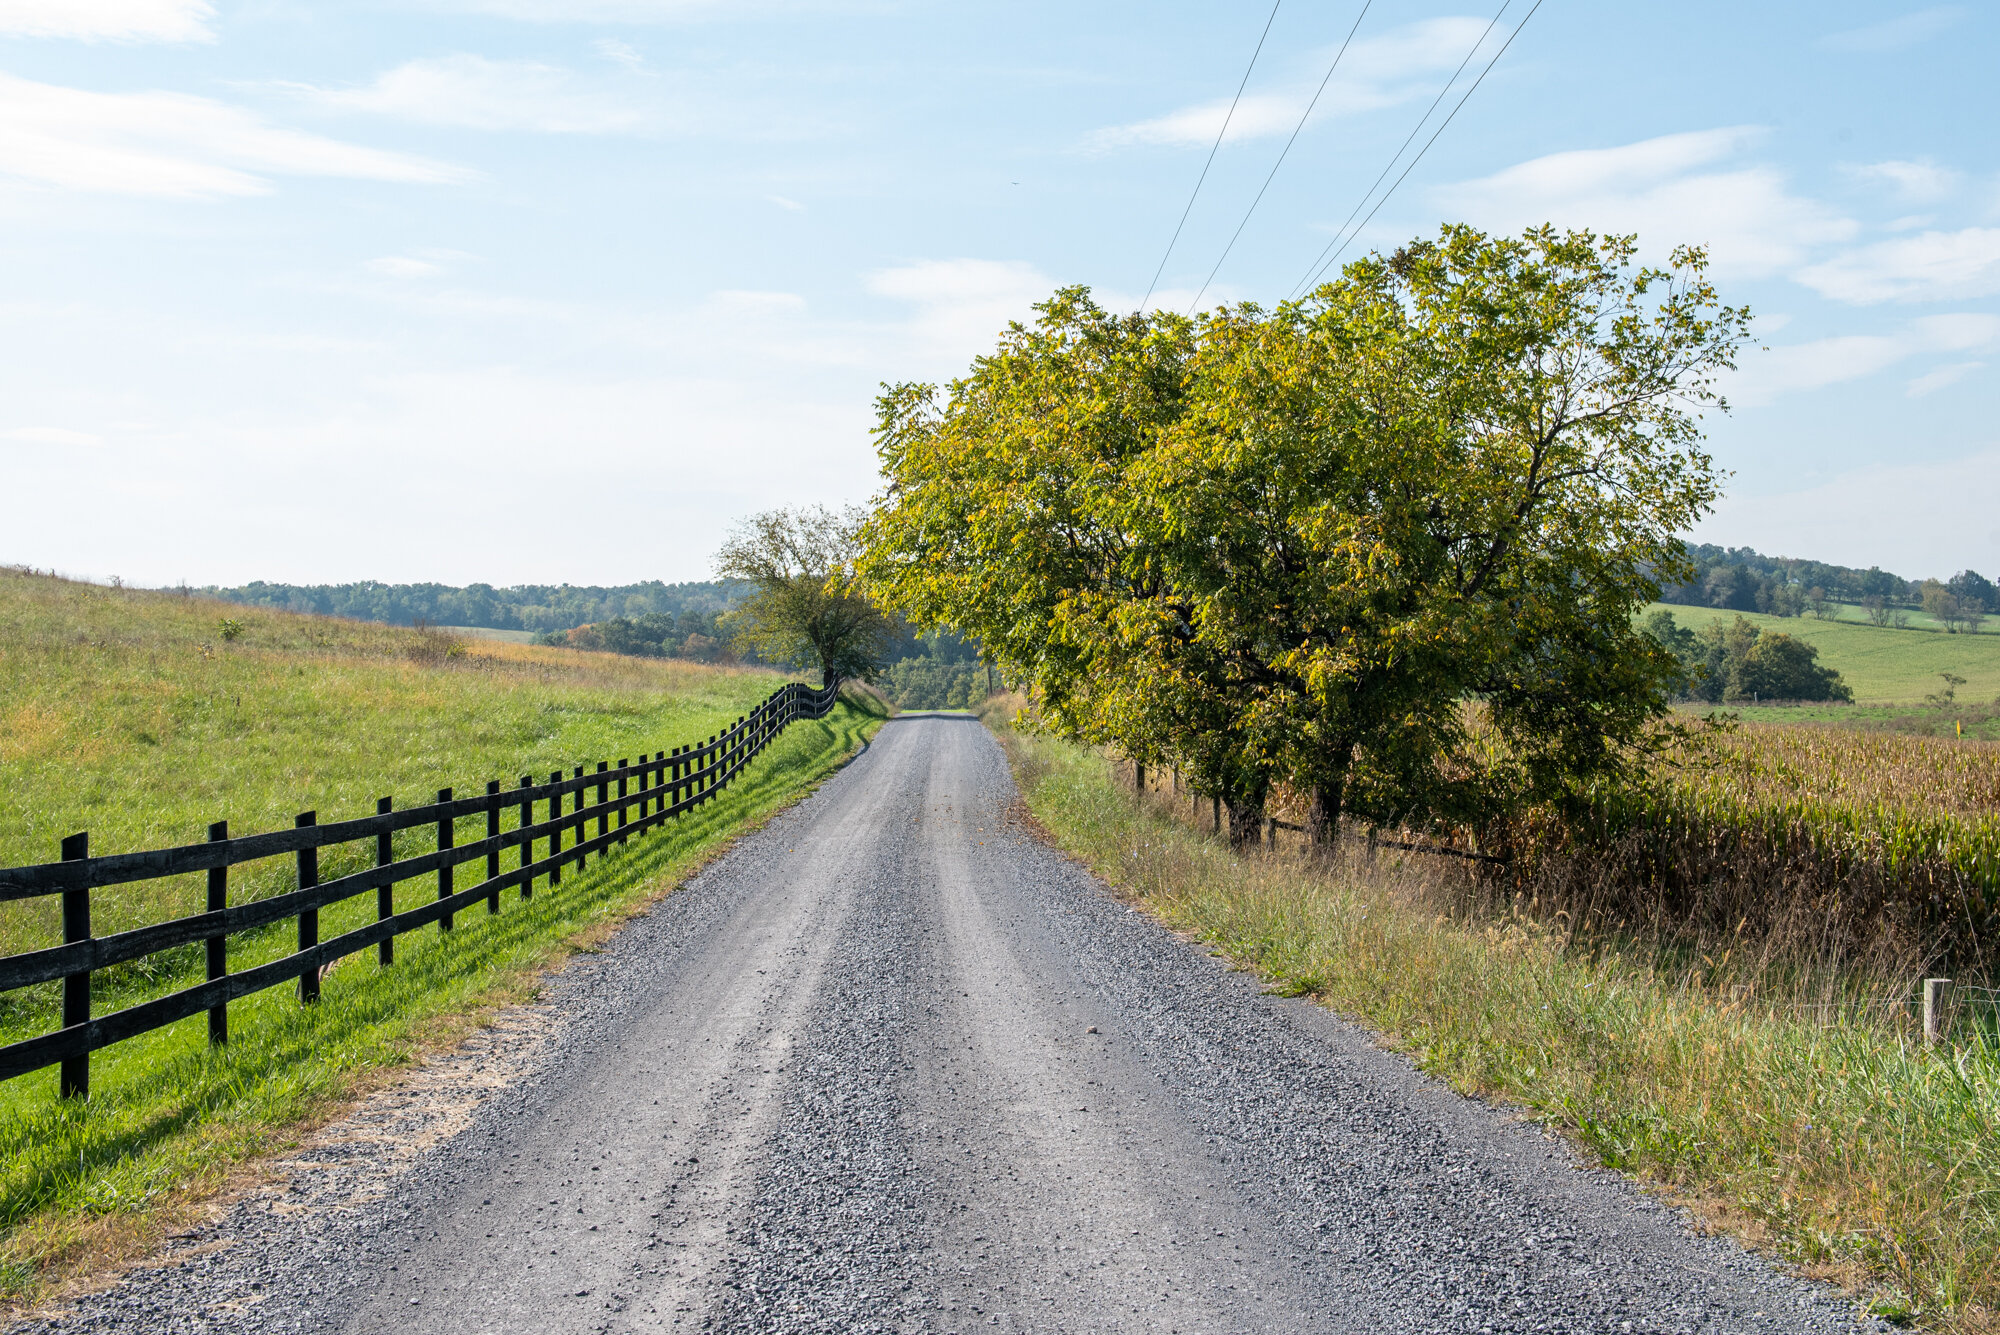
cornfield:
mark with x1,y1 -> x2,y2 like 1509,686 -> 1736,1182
1505,723 -> 2000,977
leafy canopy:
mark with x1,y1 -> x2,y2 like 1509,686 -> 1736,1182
863,226 -> 1748,840
716,505 -> 896,688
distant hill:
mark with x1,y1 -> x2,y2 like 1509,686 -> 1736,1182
1659,545 -> 1993,619
195,579 -> 746,635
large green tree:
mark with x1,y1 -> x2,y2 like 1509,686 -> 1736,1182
716,505 -> 896,689
864,226 -> 1748,847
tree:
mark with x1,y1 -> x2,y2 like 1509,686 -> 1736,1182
1948,569 -> 1996,614
1727,632 -> 1851,702
715,505 -> 896,688
1922,579 -> 1971,633
865,226 -> 1748,848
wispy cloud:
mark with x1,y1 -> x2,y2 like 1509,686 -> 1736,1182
1795,227 -> 2000,303
765,193 -> 805,211
0,73 -> 471,197
1844,158 -> 1962,205
1433,127 -> 1855,277
0,0 -> 213,42
1821,6 -> 1966,53
286,56 -> 649,134
1906,360 -> 1982,397
0,425 -> 102,446
1088,16 -> 1495,150
1727,313 -> 2000,405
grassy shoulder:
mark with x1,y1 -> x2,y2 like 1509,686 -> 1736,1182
0,568 -> 889,1303
987,707 -> 2000,1331
1649,602 -> 2000,704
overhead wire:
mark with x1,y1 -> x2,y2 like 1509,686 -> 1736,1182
1286,0 -> 1512,301
1140,0 -> 1283,313
1183,0 -> 1374,315
1291,0 -> 1545,298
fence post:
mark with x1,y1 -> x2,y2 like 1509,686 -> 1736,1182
297,812 -> 320,1003
548,771 -> 564,887
596,761 -> 610,846
436,789 -> 454,932
207,821 -> 228,1046
671,746 -> 683,812
376,797 -> 394,966
485,780 -> 502,913
519,776 -> 535,899
1924,978 -> 1952,1047
59,832 -> 90,1100
572,767 -> 586,868
617,760 -> 629,843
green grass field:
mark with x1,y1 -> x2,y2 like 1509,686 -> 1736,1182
1651,602 -> 2000,704
0,568 -> 885,1296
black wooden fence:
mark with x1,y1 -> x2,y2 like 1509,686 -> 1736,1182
0,679 -> 841,1098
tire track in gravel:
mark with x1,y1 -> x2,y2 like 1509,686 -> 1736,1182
11,715 -> 1881,1335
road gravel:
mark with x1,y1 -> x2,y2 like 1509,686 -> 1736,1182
15,715 -> 1879,1334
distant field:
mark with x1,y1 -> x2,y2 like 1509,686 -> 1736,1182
1650,603 -> 2000,703
0,568 -> 793,947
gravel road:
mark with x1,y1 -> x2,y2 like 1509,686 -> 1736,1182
19,715 -> 1878,1334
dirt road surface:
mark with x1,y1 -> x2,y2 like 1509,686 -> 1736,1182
17,715 -> 1876,1334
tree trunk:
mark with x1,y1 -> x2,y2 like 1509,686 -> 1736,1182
1226,799 -> 1263,850
1305,743 -> 1354,854
1134,761 -> 1146,796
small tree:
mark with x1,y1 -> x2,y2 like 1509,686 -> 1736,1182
716,505 -> 896,689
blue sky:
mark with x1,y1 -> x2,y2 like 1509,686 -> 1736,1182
1,1 -> 1995,587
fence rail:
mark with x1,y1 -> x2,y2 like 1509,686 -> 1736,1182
0,679 -> 841,1096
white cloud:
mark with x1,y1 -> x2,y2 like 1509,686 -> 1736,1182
1727,314 -> 2000,406
1089,17 -> 1495,150
0,0 -> 212,42
866,258 -> 1055,369
1435,128 -> 1856,277
765,193 -> 805,211
1845,158 -> 1962,205
1794,227 -> 2000,303
1907,361 -> 1982,397
594,38 -> 647,69
0,425 -> 101,446
290,56 -> 647,134
1821,6 -> 1966,53
1698,442 -> 2000,583
0,74 -> 469,197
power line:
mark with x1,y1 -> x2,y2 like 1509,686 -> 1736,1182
1286,0 -> 1511,301
1140,0 -> 1283,312
1184,0 -> 1374,315
1291,0 -> 1545,298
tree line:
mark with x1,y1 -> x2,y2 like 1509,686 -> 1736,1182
1659,546 -> 1993,630
856,226 -> 1749,848
197,579 -> 743,635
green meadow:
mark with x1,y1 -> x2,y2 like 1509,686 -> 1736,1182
0,568 -> 884,1296
1651,602 -> 2000,704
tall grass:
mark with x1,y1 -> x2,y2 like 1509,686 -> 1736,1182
993,710 -> 2000,1330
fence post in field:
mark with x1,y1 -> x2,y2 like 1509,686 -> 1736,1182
59,831 -> 90,1100
518,776 -> 535,899
548,772 -> 564,887
376,797 -> 394,966
596,761 -> 610,844
1924,978 -> 1952,1047
571,767 -> 585,869
617,760 -> 629,843
653,752 -> 665,818
207,820 -> 228,1045
485,781 -> 502,913
297,812 -> 320,1003
436,789 -> 454,932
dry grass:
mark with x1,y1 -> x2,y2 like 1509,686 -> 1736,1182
988,701 -> 2000,1330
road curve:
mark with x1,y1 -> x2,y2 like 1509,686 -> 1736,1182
21,715 -> 1874,1334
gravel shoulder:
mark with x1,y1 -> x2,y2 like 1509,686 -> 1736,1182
12,716 -> 1879,1334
